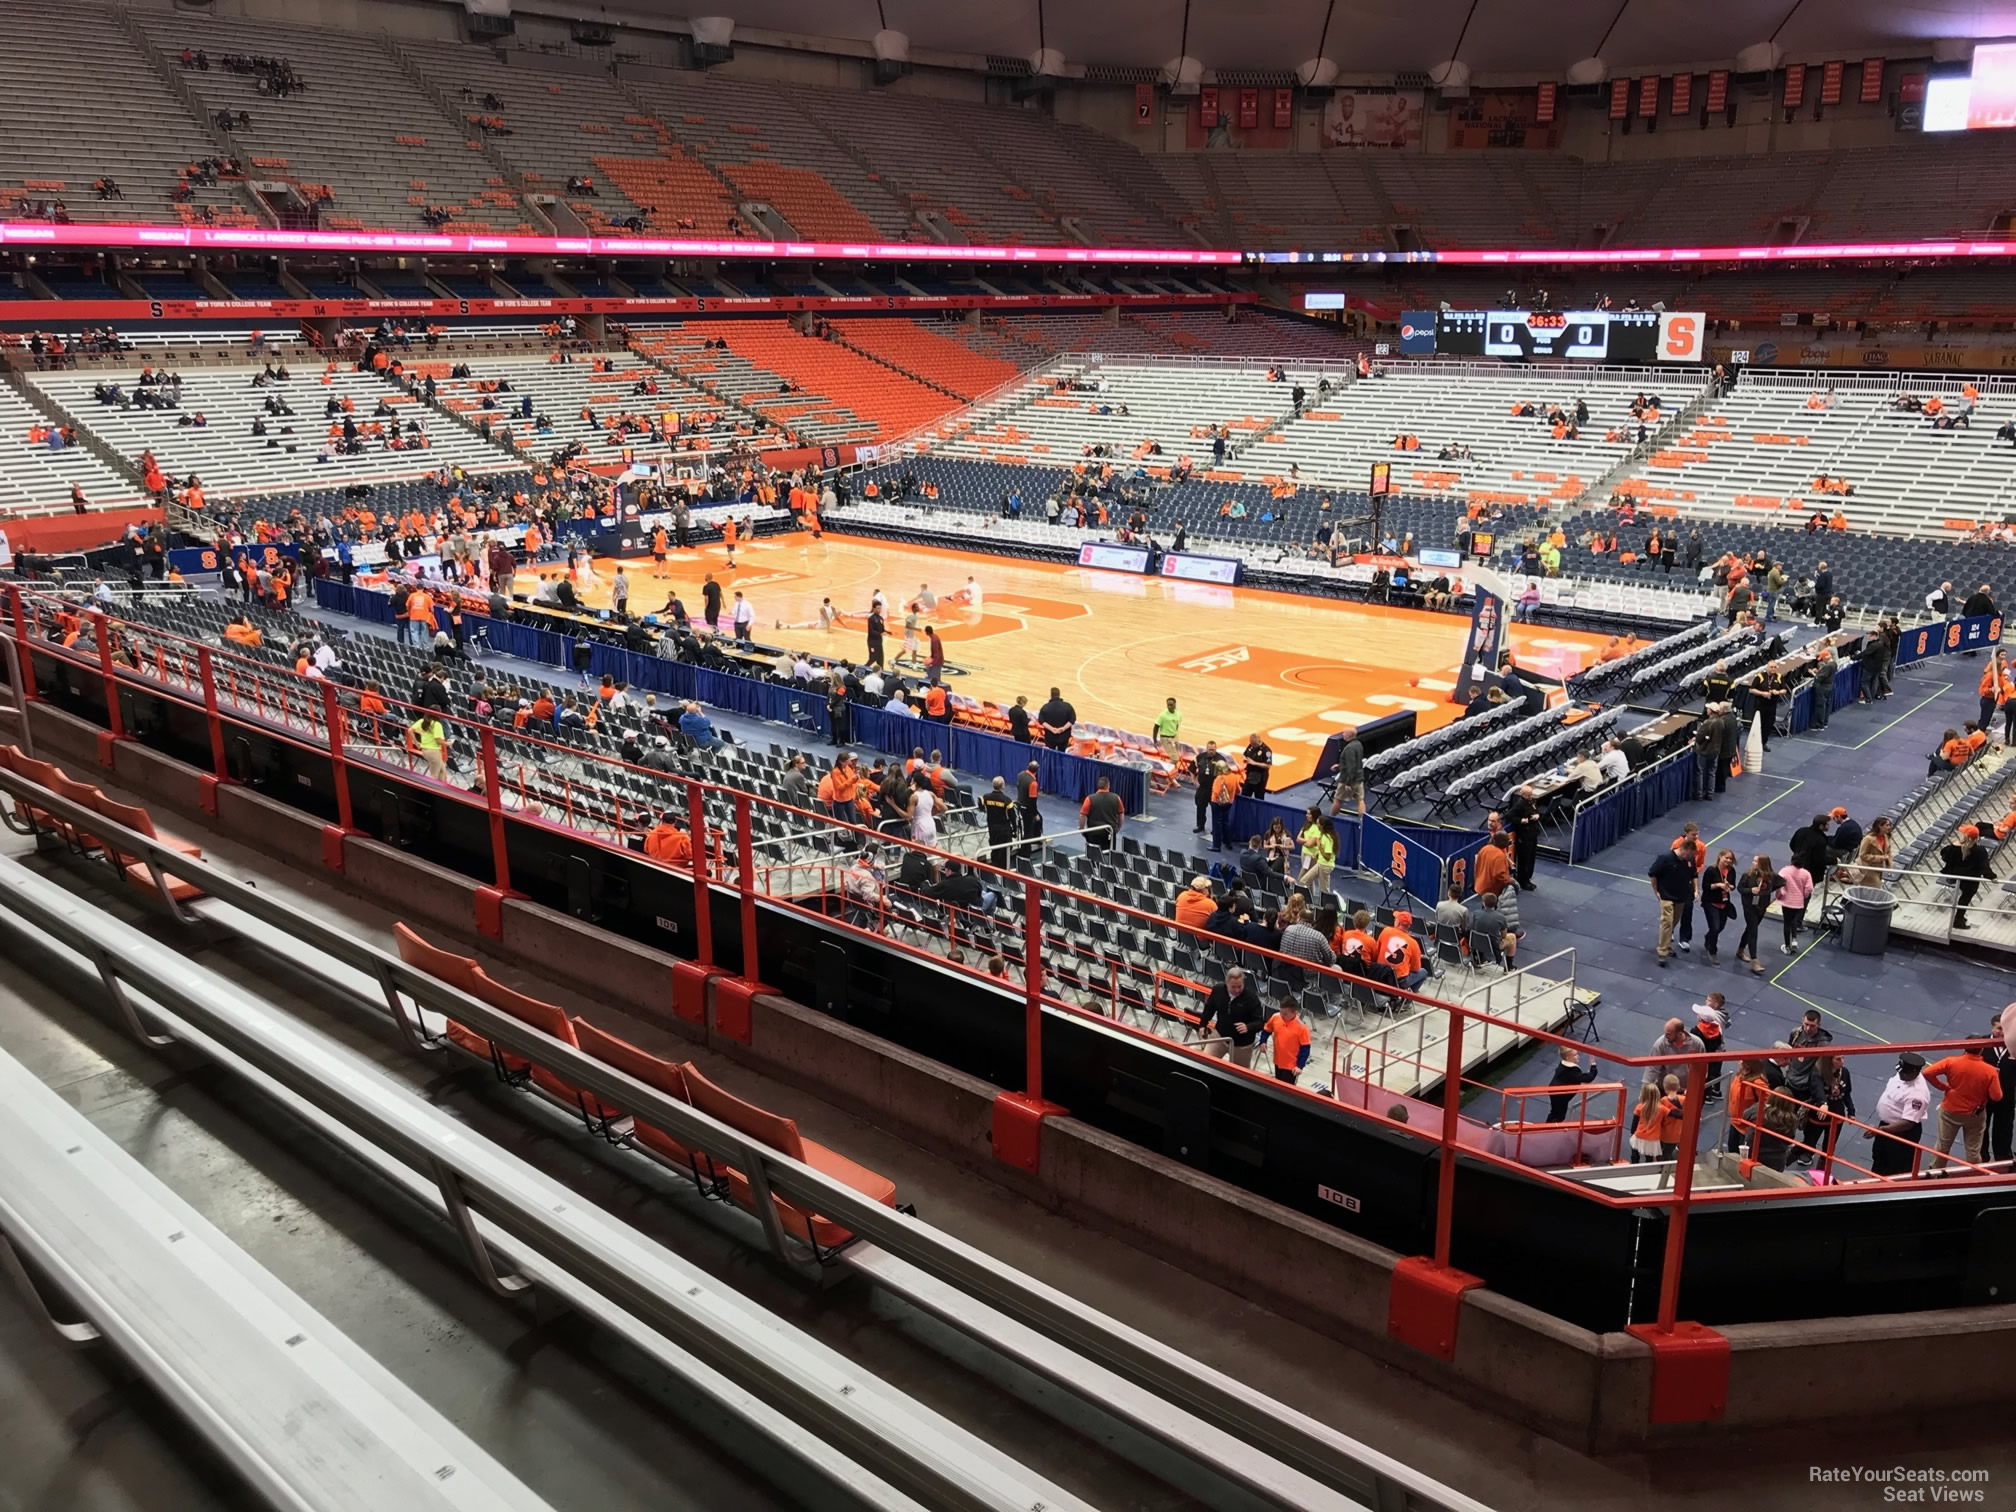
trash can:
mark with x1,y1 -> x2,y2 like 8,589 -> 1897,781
1839,886 -> 1895,956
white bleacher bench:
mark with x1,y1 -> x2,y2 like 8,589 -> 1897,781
0,1039 -> 554,1512
33,364 -> 518,499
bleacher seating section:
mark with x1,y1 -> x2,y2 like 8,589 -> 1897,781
9,9 -> 2016,251
130,11 -> 527,234
422,352 -> 756,469
1606,375 -> 2015,534
0,1 -> 258,229
0,385 -> 143,516
632,321 -> 964,445
32,365 -> 513,499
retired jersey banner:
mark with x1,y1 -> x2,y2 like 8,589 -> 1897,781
1199,85 -> 1219,127
1134,82 -> 1154,126
1273,87 -> 1294,128
1238,88 -> 1259,128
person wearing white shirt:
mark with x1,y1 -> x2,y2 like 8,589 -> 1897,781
312,641 -> 339,672
1596,742 -> 1631,783
963,575 -> 982,612
792,654 -> 815,683
1563,750 -> 1605,793
1871,1051 -> 1932,1177
909,779 -> 937,846
860,669 -> 885,698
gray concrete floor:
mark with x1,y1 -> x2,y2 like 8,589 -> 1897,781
1,773 -> 2013,1512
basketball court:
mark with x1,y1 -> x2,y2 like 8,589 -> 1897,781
545,532 -> 1617,784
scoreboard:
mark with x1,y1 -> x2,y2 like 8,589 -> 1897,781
1432,308 -> 1704,363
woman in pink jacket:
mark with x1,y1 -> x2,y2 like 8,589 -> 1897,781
1775,860 -> 1815,954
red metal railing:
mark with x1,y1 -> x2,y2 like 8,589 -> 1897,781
5,580 -> 2013,1338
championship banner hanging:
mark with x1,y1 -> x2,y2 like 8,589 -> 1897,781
1705,70 -> 1729,111
1238,87 -> 1259,128
1860,57 -> 1885,104
1609,78 -> 1630,118
1784,62 -> 1806,109
1821,60 -> 1844,106
1535,81 -> 1556,123
1637,76 -> 1659,116
1273,87 -> 1293,128
1670,73 -> 1692,114
1199,85 -> 1219,126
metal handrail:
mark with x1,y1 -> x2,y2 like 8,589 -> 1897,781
0,763 -> 1490,1512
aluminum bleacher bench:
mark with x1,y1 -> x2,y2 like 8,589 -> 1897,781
0,1040 -> 554,1512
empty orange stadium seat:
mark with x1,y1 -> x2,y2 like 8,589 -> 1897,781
573,1019 -> 695,1166
392,922 -> 496,1064
680,1062 -> 897,1250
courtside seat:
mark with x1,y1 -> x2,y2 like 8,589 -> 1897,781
680,1060 -> 898,1251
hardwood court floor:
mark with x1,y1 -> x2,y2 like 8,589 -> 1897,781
557,533 -> 1615,783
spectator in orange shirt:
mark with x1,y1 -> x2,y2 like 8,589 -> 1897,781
1174,876 -> 1217,932
1376,911 -> 1426,990
642,809 -> 693,865
1925,1045 -> 2004,1167
1932,727 -> 1973,773
1263,996 -> 1311,1085
1474,833 -> 1513,900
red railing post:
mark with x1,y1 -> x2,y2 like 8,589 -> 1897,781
320,681 -> 353,831
733,792 -> 760,985
1654,1061 -> 1712,1331
1432,1004 -> 1467,1269
480,726 -> 511,893
6,586 -> 37,703
1024,877 -> 1045,1100
90,610 -> 124,740
196,646 -> 228,782
688,779 -> 713,968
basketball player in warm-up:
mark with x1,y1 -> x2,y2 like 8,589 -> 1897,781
896,601 -> 922,667
776,597 -> 843,634
946,574 -> 984,618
